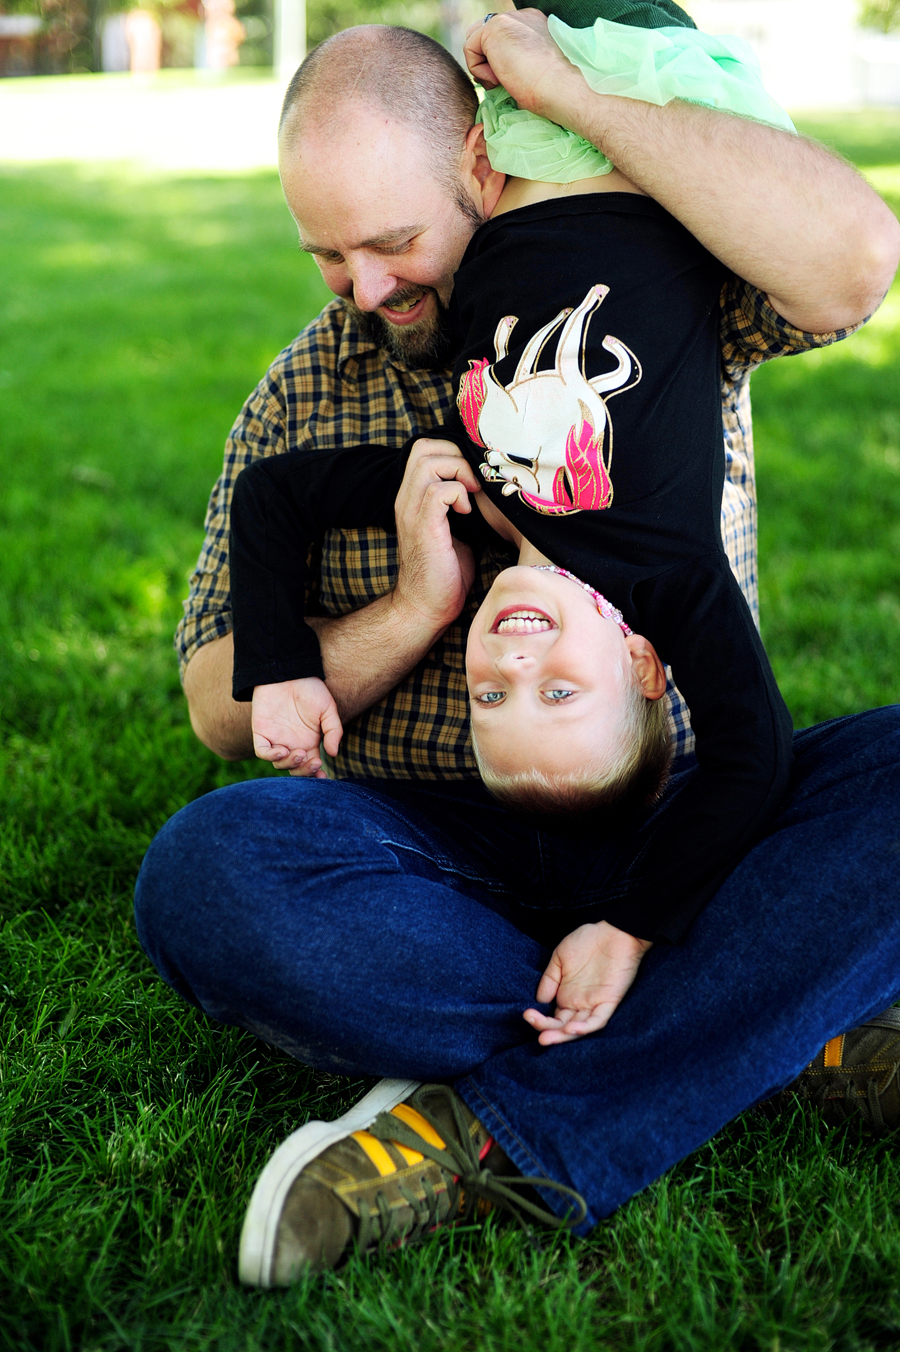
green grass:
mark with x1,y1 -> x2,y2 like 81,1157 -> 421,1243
2,110 -> 900,1351
753,112 -> 900,729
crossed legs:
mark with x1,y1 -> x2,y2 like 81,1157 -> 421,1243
135,706 -> 900,1232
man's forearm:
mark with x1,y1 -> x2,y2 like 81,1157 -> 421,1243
183,632 -> 255,760
560,94 -> 899,333
183,591 -> 446,760
308,588 -> 448,723
475,13 -> 900,333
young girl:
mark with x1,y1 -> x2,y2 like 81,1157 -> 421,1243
228,5 -> 795,1030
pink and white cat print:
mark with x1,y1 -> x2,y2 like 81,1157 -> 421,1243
457,284 -> 641,516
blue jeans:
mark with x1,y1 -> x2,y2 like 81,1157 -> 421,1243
134,707 -> 900,1234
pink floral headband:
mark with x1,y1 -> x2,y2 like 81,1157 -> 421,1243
531,565 -> 632,635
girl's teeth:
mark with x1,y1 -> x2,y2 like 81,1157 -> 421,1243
497,612 -> 552,633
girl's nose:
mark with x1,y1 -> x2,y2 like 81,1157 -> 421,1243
496,649 -> 536,674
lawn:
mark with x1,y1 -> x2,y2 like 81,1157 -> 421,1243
2,108 -> 900,1352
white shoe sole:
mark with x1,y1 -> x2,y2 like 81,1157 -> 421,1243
238,1077 -> 421,1286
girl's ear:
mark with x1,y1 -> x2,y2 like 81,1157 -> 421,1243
624,633 -> 667,700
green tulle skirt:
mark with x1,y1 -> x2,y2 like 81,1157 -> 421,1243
478,16 -> 795,184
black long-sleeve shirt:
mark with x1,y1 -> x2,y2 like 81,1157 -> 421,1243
230,195 -> 794,942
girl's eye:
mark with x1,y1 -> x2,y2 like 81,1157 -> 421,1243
476,691 -> 505,705
544,689 -> 574,702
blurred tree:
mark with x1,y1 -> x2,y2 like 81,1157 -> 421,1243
235,0 -> 272,64
858,0 -> 900,31
306,0 -> 440,47
0,0 -> 475,75
37,0 -> 92,70
305,0 -> 482,51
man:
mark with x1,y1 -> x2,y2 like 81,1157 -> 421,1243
135,14 -> 900,1285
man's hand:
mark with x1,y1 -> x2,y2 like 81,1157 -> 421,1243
393,439 -> 480,634
523,920 -> 652,1045
251,676 -> 343,778
465,10 -> 581,121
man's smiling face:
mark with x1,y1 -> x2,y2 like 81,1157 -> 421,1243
279,106 -> 484,367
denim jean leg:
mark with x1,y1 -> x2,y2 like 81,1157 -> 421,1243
134,776 -> 552,1080
457,705 -> 900,1233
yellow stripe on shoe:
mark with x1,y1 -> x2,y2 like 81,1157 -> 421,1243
390,1103 -> 448,1150
351,1130 -> 400,1176
351,1105 -> 447,1173
351,1120 -> 429,1172
823,1034 -> 845,1068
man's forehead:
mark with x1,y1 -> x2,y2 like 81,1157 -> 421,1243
283,100 -> 429,172
281,120 -> 449,250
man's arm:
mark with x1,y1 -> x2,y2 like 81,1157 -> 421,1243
184,440 -> 478,760
183,602 -> 449,762
467,11 -> 900,333
183,633 -> 252,760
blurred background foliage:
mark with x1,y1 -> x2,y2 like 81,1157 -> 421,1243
2,0 -> 896,79
859,0 -> 900,32
0,0 -> 485,75
0,0 -> 270,74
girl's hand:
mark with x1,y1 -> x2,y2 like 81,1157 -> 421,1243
251,677 -> 343,779
523,920 -> 652,1045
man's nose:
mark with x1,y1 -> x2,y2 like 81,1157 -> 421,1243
348,257 -> 400,313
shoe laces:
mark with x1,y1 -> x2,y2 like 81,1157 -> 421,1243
805,1063 -> 899,1133
362,1084 -> 587,1247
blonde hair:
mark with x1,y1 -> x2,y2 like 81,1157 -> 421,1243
472,680 -> 672,816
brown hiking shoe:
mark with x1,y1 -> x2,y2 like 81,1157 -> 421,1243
238,1078 -> 586,1287
776,1006 -> 900,1132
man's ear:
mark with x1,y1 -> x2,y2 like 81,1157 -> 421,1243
462,123 -> 506,219
625,633 -> 667,700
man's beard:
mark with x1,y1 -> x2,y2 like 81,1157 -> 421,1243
344,285 -> 457,370
342,187 -> 485,370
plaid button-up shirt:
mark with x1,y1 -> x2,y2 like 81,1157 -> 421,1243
176,282 -> 853,778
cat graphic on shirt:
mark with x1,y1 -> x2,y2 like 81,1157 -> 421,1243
457,284 -> 641,517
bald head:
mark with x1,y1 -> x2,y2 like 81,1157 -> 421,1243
279,25 -> 479,193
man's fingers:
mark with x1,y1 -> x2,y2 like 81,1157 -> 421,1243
405,440 -> 482,493
421,479 -> 472,519
464,9 -> 565,120
452,539 -> 476,597
535,974 -> 560,1005
417,459 -> 481,496
463,20 -> 499,86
